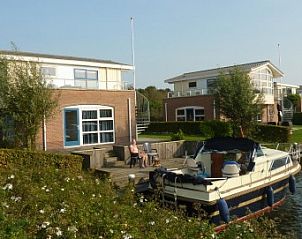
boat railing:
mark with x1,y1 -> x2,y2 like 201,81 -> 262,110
262,142 -> 301,163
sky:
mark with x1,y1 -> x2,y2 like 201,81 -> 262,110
1,0 -> 302,89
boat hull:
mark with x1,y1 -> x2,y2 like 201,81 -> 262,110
159,174 -> 296,226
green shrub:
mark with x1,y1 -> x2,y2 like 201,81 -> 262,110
293,112 -> 302,125
200,120 -> 232,138
145,122 -> 203,134
0,149 -> 83,173
171,129 -> 185,141
252,124 -> 290,143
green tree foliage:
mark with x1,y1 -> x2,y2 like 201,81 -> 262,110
213,68 -> 264,136
287,94 -> 300,112
138,86 -> 170,121
0,54 -> 58,150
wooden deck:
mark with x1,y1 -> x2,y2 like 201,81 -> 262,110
96,158 -> 185,191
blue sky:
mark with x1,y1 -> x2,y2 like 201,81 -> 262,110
1,0 -> 302,89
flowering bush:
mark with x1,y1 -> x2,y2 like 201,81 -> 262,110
0,149 -> 285,238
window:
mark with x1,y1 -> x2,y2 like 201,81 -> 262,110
207,78 -> 218,93
176,107 -> 205,122
74,69 -> 98,89
270,157 -> 289,171
64,106 -> 114,147
188,81 -> 197,88
41,67 -> 56,76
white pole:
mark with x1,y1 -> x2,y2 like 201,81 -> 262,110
130,17 -> 137,140
130,17 -> 136,91
43,115 -> 47,151
165,103 -> 168,122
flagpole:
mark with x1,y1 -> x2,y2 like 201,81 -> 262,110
130,17 -> 137,140
131,17 -> 136,90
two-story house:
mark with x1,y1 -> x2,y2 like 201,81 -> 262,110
0,50 -> 136,151
164,60 -> 284,123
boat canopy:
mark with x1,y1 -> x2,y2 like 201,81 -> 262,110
199,137 -> 259,153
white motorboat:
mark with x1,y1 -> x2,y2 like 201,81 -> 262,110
149,137 -> 301,229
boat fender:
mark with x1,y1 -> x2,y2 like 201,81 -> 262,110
266,186 -> 274,207
217,198 -> 230,223
289,175 -> 296,194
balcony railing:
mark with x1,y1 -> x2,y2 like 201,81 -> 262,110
167,88 -> 210,98
45,78 -> 130,90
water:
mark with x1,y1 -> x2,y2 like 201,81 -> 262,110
269,172 -> 302,238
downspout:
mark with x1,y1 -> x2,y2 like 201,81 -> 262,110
42,115 -> 47,151
128,98 -> 132,142
165,102 -> 168,122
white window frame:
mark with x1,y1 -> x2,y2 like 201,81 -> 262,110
176,106 -> 205,122
64,105 -> 115,147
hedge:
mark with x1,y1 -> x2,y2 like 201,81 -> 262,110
293,112 -> 302,125
0,149 -> 83,173
145,122 -> 203,134
252,124 -> 291,143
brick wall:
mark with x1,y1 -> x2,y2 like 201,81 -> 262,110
163,95 -> 215,121
37,89 -> 136,151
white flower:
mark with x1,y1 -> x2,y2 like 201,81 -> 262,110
109,229 -> 114,234
2,202 -> 9,208
61,188 -> 65,191
39,209 -> 45,214
3,183 -> 13,190
41,221 -> 50,228
8,174 -> 15,179
149,221 -> 155,226
41,185 -> 47,190
59,208 -> 66,213
68,225 -> 78,233
95,179 -> 100,185
65,177 -> 70,182
46,189 -> 50,192
165,219 -> 170,224
123,234 -> 133,239
92,194 -> 96,197
10,196 -> 21,202
55,227 -> 62,236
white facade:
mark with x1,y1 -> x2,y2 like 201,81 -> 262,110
165,60 -> 283,104
1,50 -> 133,90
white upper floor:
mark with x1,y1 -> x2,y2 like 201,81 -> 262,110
165,60 -> 285,104
0,50 -> 133,90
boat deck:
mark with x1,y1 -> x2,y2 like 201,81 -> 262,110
95,158 -> 185,191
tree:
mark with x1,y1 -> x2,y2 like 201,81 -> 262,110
138,86 -> 170,121
287,94 -> 300,112
213,68 -> 264,137
0,53 -> 58,150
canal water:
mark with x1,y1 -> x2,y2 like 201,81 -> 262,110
269,172 -> 302,238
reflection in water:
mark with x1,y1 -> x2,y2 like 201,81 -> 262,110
269,172 -> 302,239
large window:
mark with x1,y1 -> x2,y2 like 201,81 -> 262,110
176,107 -> 205,122
64,105 -> 114,147
41,67 -> 56,76
74,69 -> 98,89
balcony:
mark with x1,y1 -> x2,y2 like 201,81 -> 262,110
167,88 -> 210,98
45,78 -> 130,90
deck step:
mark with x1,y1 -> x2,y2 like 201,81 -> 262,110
104,157 -> 118,167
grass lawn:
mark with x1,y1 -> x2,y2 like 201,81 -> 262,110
140,125 -> 302,144
290,126 -> 302,143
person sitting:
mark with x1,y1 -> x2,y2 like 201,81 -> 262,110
129,138 -> 139,168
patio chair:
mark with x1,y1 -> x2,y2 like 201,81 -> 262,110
143,142 -> 159,166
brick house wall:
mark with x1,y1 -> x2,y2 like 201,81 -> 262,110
36,89 -> 136,151
163,95 -> 215,121
164,95 -> 279,124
